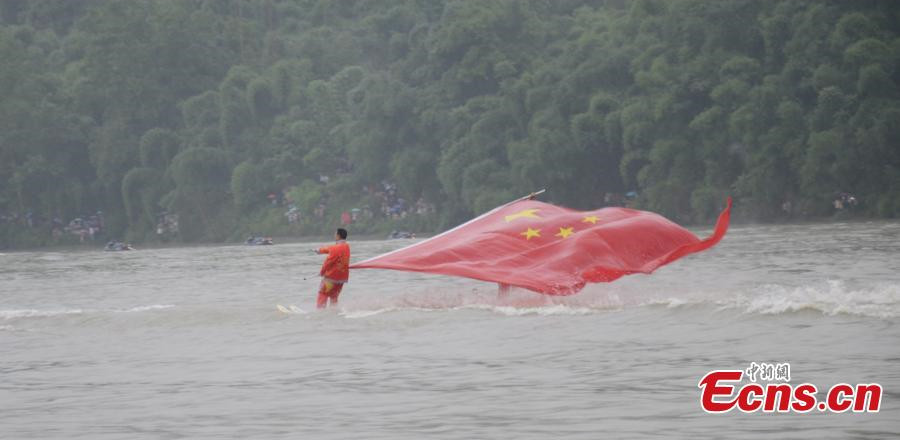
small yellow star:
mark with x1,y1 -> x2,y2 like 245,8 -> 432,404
505,209 -> 541,222
520,227 -> 541,240
555,226 -> 574,239
582,215 -> 599,224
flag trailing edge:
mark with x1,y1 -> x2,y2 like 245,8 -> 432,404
351,194 -> 732,295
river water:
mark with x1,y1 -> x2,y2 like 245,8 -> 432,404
2,222 -> 899,439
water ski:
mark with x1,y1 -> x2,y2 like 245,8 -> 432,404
276,304 -> 306,314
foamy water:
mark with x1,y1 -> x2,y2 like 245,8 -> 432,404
1,221 -> 899,439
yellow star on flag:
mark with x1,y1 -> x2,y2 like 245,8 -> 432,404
505,209 -> 540,222
582,215 -> 599,224
555,226 -> 574,239
520,227 -> 541,240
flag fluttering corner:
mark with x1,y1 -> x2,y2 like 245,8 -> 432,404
351,195 -> 732,295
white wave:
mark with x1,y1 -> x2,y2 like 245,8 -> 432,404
37,253 -> 65,261
643,280 -> 899,319
447,303 -> 599,316
117,304 -> 175,313
642,297 -> 694,309
342,280 -> 898,319
0,308 -> 84,320
341,303 -> 605,318
0,325 -> 14,331
341,306 -> 436,319
468,304 -> 595,316
1,304 -> 176,320
734,280 -> 899,318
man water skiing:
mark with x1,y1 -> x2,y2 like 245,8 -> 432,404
315,228 -> 350,309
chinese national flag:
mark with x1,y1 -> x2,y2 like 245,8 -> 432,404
351,197 -> 731,295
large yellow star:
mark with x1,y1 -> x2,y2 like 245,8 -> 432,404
555,226 -> 574,239
582,215 -> 599,224
520,227 -> 541,240
505,209 -> 540,222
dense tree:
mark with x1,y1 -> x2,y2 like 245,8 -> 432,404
2,0 -> 899,248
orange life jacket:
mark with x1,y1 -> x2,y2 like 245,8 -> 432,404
318,240 -> 350,282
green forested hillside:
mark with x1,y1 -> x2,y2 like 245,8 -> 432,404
1,0 -> 898,248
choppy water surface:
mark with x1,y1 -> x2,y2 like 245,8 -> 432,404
2,222 -> 899,439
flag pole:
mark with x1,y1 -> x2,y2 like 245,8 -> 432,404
527,188 -> 546,199
511,189 -> 545,204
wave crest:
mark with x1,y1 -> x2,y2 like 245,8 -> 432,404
0,308 -> 84,319
1,304 -> 175,320
735,280 -> 899,318
338,280 -> 898,319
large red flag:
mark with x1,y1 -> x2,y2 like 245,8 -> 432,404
351,196 -> 731,295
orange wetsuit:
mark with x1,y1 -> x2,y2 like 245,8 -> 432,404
317,240 -> 350,308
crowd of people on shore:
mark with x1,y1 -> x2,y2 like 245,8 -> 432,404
155,212 -> 179,237
365,181 -> 437,219
0,187 -> 873,252
279,179 -> 436,226
833,192 -> 858,211
0,209 -> 182,247
0,211 -> 106,242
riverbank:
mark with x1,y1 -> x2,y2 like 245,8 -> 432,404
0,231 -> 423,253
3,213 -> 895,253
0,207 -> 438,252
